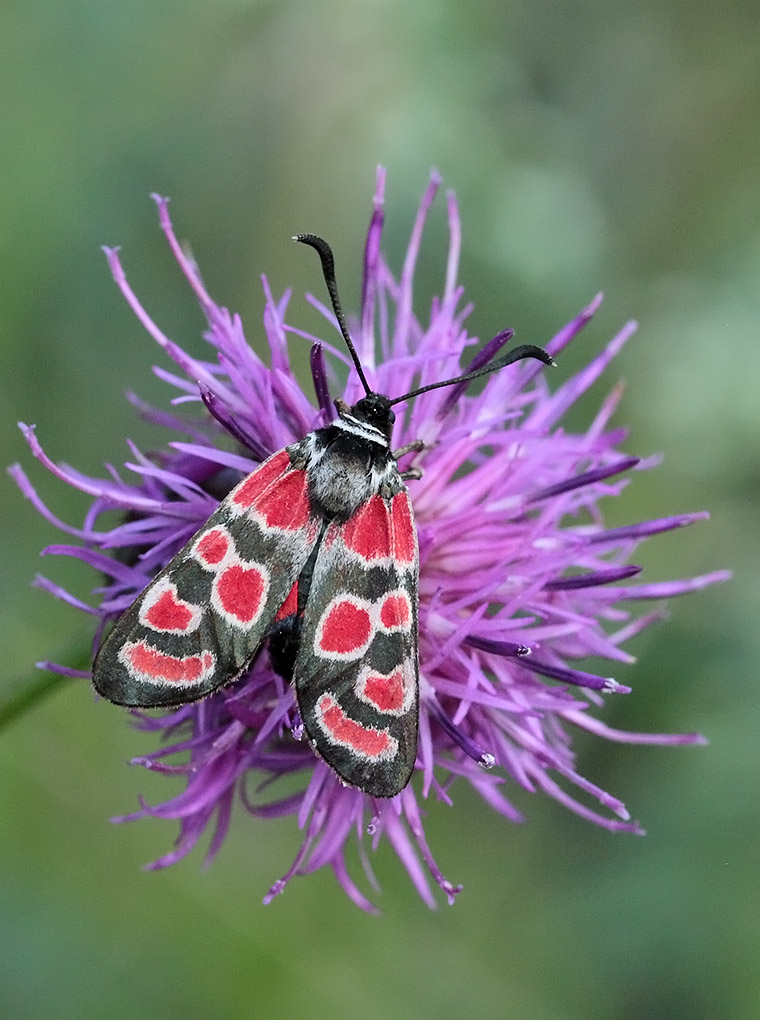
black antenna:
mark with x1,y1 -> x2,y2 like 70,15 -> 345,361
294,234 -> 373,397
387,344 -> 555,406
295,232 -> 555,408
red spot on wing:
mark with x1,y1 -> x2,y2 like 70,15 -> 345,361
391,492 -> 416,565
341,495 -> 391,562
195,527 -> 229,566
142,588 -> 197,632
124,640 -> 214,684
253,469 -> 311,531
231,450 -> 290,509
361,669 -> 405,712
215,563 -> 267,624
380,591 -> 411,630
318,599 -> 372,656
275,581 -> 299,622
316,694 -> 395,759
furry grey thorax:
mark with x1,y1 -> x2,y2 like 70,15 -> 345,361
297,395 -> 401,522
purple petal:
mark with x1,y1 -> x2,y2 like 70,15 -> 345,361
544,565 -> 642,590
309,343 -> 333,419
36,661 -> 92,679
199,382 -> 270,460
587,512 -> 711,546
528,456 -> 640,502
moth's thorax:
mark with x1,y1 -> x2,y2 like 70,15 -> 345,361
299,395 -> 401,522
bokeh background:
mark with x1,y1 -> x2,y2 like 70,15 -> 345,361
2,2 -> 757,1018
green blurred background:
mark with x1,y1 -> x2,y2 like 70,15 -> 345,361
2,2 -> 756,1017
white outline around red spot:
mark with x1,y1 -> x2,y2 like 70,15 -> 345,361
313,588 -> 414,661
314,693 -> 399,762
119,638 -> 216,687
354,659 -> 416,716
138,578 -> 203,635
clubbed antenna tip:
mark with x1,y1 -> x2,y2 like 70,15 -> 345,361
294,234 -> 372,397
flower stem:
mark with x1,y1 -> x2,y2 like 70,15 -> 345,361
0,634 -> 92,730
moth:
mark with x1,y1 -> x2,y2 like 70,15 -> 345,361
93,234 -> 554,797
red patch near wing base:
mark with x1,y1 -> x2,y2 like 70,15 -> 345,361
315,694 -> 397,760
340,494 -> 391,563
391,491 -> 416,565
253,469 -> 311,531
231,450 -> 290,509
274,581 -> 299,622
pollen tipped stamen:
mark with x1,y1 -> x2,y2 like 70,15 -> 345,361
465,635 -> 532,657
520,657 -> 631,694
430,699 -> 496,768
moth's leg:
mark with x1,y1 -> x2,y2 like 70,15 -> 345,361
392,439 -> 426,459
393,438 -> 426,481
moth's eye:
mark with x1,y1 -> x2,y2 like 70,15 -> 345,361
387,409 -> 396,424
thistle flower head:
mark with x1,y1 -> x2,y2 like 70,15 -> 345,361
12,169 -> 728,910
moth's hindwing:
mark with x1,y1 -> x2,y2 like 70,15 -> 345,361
293,485 -> 419,798
93,447 -> 320,706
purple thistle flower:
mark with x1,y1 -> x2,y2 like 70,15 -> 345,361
11,168 -> 729,910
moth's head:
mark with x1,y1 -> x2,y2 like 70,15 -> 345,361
339,392 -> 395,442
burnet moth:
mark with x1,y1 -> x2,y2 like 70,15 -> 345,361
93,234 -> 555,798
